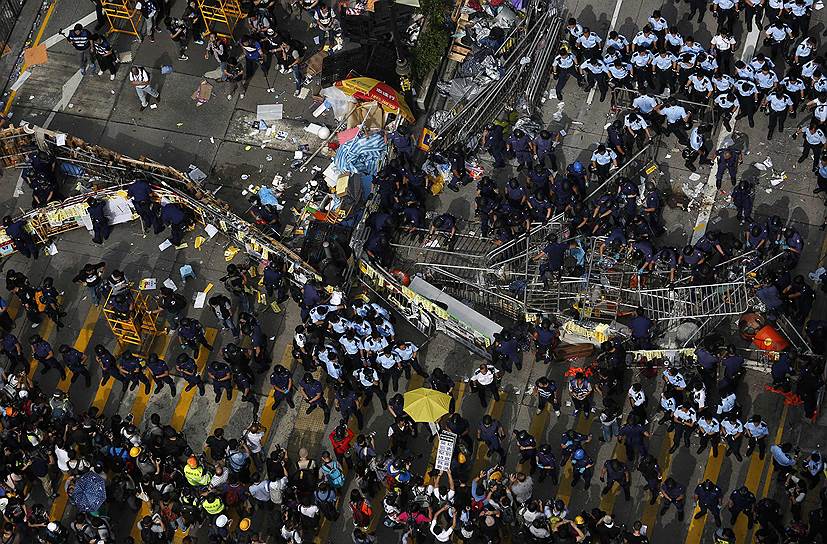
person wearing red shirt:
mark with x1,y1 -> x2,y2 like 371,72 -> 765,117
329,422 -> 355,469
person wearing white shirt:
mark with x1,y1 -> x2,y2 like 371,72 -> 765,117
579,58 -> 609,102
794,37 -> 816,64
648,10 -> 668,40
576,28 -> 603,61
627,383 -> 647,422
606,31 -> 630,55
632,26 -> 657,51
670,404 -> 697,453
743,0 -> 766,32
780,74 -> 805,112
662,367 -> 687,391
696,413 -> 721,456
698,52 -> 719,75
785,0 -> 810,36
633,91 -> 660,117
711,31 -> 737,73
686,73 -> 714,102
745,414 -> 769,458
762,89 -> 793,139
658,389 -> 678,426
631,50 -> 653,89
735,60 -> 756,80
714,91 -> 739,131
712,72 -> 735,93
684,124 -> 713,170
721,414 -> 744,461
796,119 -> 825,169
565,17 -> 583,47
590,144 -> 618,181
716,390 -> 738,416
665,27 -> 684,54
652,50 -> 677,93
764,21 -> 792,62
470,363 -> 500,407
691,381 -> 707,411
713,0 -> 738,33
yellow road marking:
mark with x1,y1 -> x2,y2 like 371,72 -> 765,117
170,328 -> 218,431
640,429 -> 674,534
2,0 -> 57,115
598,440 -> 629,513
683,447 -> 724,544
27,319 -> 56,380
130,334 -> 174,426
760,405 -> 788,498
557,410 -> 595,505
57,306 -> 100,391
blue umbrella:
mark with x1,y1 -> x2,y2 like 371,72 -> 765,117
71,472 -> 107,513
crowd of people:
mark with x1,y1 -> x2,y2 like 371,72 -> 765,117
65,0 -> 342,110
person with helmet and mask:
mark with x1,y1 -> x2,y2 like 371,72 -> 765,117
477,414 -> 506,462
176,352 -> 205,396
570,448 -> 594,489
536,444 -> 559,484
694,478 -> 724,527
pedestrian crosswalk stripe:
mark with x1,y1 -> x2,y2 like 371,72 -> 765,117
170,328 -> 218,430
683,447 -> 725,544
57,305 -> 100,391
556,410 -> 595,505
130,334 -> 174,426
27,319 -> 56,381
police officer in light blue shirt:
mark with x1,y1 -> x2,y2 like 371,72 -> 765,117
764,20 -> 792,61
763,89 -> 793,139
686,73 -> 713,102
633,91 -> 660,117
552,48 -> 581,100
632,26 -> 657,51
796,120 -> 825,169
590,144 -> 618,181
606,31 -> 630,55
754,66 -> 778,94
664,28 -> 683,54
713,0 -> 738,34
631,50 -> 653,89
580,57 -> 609,102
658,99 -> 690,144
652,50 -> 677,93
576,28 -> 602,61
607,59 -> 632,89
735,78 -> 759,126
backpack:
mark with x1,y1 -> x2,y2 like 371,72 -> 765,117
321,461 -> 345,488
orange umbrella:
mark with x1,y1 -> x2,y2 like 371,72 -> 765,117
335,77 -> 415,123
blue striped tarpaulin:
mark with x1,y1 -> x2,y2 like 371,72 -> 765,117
333,133 -> 387,175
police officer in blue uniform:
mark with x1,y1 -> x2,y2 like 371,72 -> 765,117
160,203 -> 190,245
30,335 -> 64,379
59,344 -> 91,387
731,180 -> 754,224
714,148 -> 742,189
86,197 -> 112,245
482,124 -> 507,168
176,352 -> 205,396
335,382 -> 363,429
3,216 -> 38,259
269,363 -> 295,410
146,353 -> 176,395
177,317 -> 213,358
507,129 -> 533,172
119,350 -> 151,394
694,479 -> 724,527
208,360 -> 233,402
300,372 -> 330,424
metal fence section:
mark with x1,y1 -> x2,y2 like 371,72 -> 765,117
0,127 -> 321,284
0,0 -> 24,53
429,4 -> 565,152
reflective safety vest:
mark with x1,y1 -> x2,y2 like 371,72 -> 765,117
183,464 -> 210,487
202,497 -> 224,515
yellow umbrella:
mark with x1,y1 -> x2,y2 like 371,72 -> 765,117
403,387 -> 452,422
334,77 -> 415,123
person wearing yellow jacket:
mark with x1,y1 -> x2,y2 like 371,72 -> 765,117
183,456 -> 211,487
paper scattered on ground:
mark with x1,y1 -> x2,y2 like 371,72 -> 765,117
256,103 -> 283,121
55,133 -> 67,146
158,239 -> 173,251
45,242 -> 58,256
205,224 -> 218,238
688,173 -> 702,181
193,291 -> 207,309
140,278 -> 157,290
162,278 -> 177,291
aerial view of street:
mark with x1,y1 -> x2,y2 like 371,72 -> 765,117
0,0 -> 826,542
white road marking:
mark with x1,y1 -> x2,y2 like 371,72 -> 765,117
41,11 -> 96,49
586,0 -> 625,105
43,69 -> 83,128
690,25 -> 761,244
